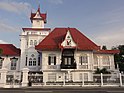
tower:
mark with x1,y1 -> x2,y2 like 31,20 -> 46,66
20,6 -> 50,71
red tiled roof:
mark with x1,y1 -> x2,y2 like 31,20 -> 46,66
0,44 -> 20,56
36,28 -> 100,51
95,50 -> 120,54
22,28 -> 51,31
30,7 -> 47,23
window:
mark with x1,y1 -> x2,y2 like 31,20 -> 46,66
11,57 -> 18,70
79,73 -> 83,81
30,40 -> 33,45
29,54 -> 37,66
48,73 -> 56,82
94,55 -> 98,65
84,73 -> 88,81
33,58 -> 36,66
64,57 -> 71,65
29,58 -> 32,66
34,40 -> 37,46
25,55 -> 28,66
103,56 -> 110,65
79,54 -> 88,65
38,55 -> 40,66
0,57 -> 4,69
48,54 -> 56,65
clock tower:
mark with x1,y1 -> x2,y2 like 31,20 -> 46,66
20,5 -> 50,71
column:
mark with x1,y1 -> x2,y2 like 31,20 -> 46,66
63,73 -> 65,86
0,68 -> 8,88
22,68 -> 29,87
101,73 -> 103,86
119,73 -> 122,87
82,73 -> 84,86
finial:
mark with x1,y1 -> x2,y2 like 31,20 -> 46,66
38,4 -> 40,12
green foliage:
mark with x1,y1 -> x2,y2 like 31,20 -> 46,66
94,68 -> 111,74
112,45 -> 124,72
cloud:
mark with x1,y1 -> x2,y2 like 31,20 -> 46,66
47,0 -> 63,5
0,1 -> 31,14
94,28 -> 124,49
0,22 -> 20,32
0,40 -> 8,44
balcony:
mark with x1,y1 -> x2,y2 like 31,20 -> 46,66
60,62 -> 77,69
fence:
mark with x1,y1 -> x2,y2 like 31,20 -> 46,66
0,68 -> 124,88
31,73 -> 123,87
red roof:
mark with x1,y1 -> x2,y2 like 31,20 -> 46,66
36,28 -> 100,51
95,50 -> 120,54
36,28 -> 119,54
30,7 -> 47,23
0,44 -> 20,56
22,28 -> 51,31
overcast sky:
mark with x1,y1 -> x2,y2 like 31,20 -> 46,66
0,0 -> 124,49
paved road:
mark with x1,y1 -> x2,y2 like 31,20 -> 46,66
0,87 -> 124,93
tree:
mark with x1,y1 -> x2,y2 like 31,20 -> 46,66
0,48 -> 3,55
94,68 -> 111,74
94,68 -> 111,83
102,45 -> 107,50
112,45 -> 124,72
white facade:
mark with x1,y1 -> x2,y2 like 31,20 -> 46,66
20,7 -> 50,71
41,50 -> 116,83
0,56 -> 20,71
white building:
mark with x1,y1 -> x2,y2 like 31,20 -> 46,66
0,6 -> 119,85
36,27 -> 119,82
20,6 -> 50,71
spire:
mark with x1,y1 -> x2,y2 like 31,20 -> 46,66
37,4 -> 40,13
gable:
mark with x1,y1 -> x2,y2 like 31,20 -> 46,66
61,30 -> 76,48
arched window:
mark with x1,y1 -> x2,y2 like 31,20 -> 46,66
10,57 -> 18,70
30,40 -> 33,45
94,55 -> 98,65
33,58 -> 36,66
103,56 -> 109,65
29,58 -> 33,66
79,54 -> 88,65
34,40 -> 37,46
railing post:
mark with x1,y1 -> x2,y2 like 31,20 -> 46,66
119,73 -> 122,87
63,73 -> 65,86
101,73 -> 103,87
82,73 -> 84,87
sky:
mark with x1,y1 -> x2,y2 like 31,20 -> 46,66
0,0 -> 124,49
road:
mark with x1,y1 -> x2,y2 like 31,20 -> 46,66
0,87 -> 124,93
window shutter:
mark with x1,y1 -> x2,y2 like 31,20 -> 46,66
48,56 -> 51,65
54,56 -> 56,65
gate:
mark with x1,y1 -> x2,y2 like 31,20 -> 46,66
6,71 -> 22,87
28,71 -> 43,86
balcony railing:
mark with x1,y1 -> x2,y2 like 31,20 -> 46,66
60,62 -> 77,69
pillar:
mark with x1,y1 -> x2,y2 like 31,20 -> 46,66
22,68 -> 29,87
119,73 -> 122,87
101,73 -> 103,86
0,68 -> 8,88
